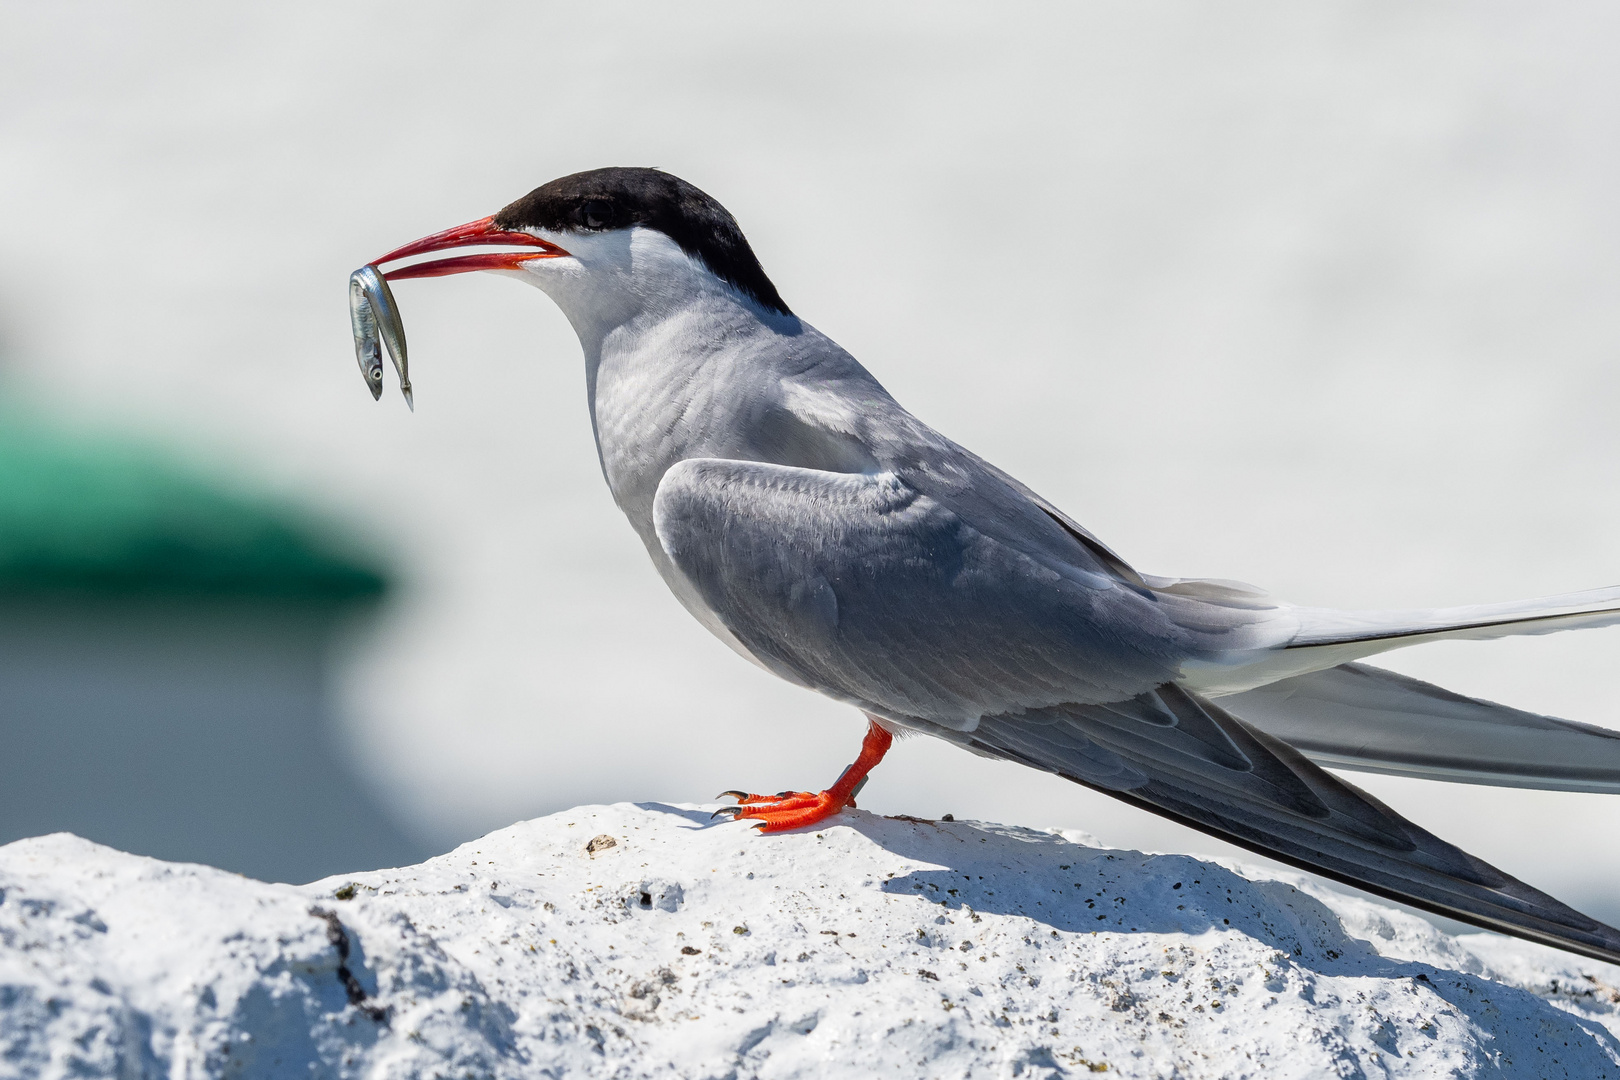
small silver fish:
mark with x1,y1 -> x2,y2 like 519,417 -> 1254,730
348,264 -> 413,409
349,269 -> 385,400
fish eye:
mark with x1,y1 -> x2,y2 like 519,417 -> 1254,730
579,200 -> 614,230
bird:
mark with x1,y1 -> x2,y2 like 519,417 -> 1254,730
362,166 -> 1620,965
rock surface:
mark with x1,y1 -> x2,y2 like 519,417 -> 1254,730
3,803 -> 1620,1078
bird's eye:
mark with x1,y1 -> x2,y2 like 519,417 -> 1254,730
579,200 -> 614,230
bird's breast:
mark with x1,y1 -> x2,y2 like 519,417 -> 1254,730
582,308 -> 895,676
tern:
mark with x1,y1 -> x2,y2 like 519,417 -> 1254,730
360,167 -> 1620,964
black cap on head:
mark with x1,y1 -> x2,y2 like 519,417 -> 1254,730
493,168 -> 791,316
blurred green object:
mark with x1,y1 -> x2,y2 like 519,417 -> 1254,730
0,417 -> 386,601
0,409 -> 418,881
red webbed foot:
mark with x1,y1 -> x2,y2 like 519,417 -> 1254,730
712,719 -> 892,833
712,788 -> 860,832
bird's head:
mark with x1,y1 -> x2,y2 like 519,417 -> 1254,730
373,167 -> 791,341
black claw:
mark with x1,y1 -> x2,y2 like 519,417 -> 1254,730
717,790 -> 749,802
711,806 -> 746,821
775,791 -> 794,799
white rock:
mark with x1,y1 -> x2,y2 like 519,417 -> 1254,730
3,804 -> 1619,1078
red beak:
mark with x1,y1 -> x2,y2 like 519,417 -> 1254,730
372,216 -> 569,281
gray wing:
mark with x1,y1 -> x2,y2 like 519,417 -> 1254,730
1219,662 -> 1620,793
652,458 -> 1190,729
654,457 -> 1620,964
952,686 -> 1620,966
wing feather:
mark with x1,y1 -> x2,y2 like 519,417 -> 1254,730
653,458 -> 1187,727
1220,662 -> 1620,792
950,687 -> 1620,965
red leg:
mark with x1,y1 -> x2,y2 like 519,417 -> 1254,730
714,718 -> 893,833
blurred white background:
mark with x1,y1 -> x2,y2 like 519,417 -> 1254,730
3,2 -> 1619,911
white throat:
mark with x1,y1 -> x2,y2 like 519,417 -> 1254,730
513,226 -> 807,527
517,226 -> 782,361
